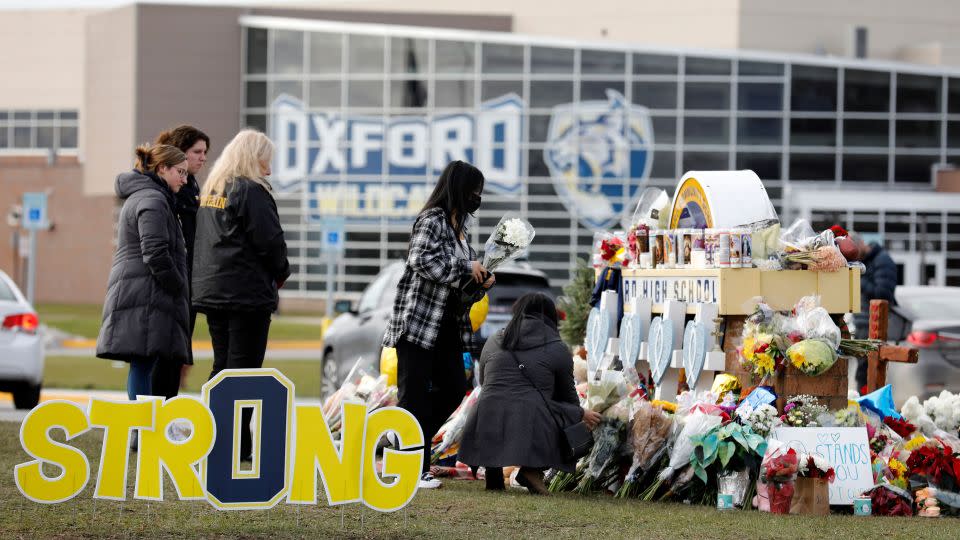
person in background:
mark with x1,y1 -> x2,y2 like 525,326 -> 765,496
382,160 -> 494,490
96,144 -> 191,409
192,129 -> 289,462
459,293 -> 601,495
153,125 -> 209,398
848,231 -> 898,390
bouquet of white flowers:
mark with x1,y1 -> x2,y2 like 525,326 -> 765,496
461,213 -> 535,297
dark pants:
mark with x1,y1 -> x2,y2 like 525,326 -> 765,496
206,309 -> 272,459
152,308 -> 197,399
396,314 -> 467,474
127,358 -> 157,401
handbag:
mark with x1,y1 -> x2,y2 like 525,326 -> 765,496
506,350 -> 593,462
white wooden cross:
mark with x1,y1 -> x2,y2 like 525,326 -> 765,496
683,303 -> 725,395
654,299 -> 687,401
619,296 -> 652,388
585,290 -> 619,381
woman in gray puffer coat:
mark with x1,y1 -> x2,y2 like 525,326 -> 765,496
96,144 -> 191,401
459,293 -> 601,495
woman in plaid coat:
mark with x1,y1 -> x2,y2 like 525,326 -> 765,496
382,160 -> 494,489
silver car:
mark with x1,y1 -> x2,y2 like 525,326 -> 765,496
0,270 -> 44,409
887,286 -> 960,405
320,261 -> 552,398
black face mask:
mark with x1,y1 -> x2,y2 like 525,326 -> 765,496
466,193 -> 482,213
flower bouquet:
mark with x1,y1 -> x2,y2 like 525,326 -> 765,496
781,395 -> 830,427
906,440 -> 960,493
787,339 -> 838,376
883,417 -> 917,439
737,403 -> 781,438
617,401 -> 674,498
584,376 -> 627,414
867,484 -> 914,517
777,221 -> 847,271
460,213 -> 535,297
839,338 -> 883,357
781,245 -> 847,271
798,453 -> 836,483
873,454 -> 909,491
761,446 -> 800,514
643,410 -> 723,501
430,387 -> 482,463
916,487 -> 942,518
901,390 -> 960,436
575,417 -> 626,495
688,422 -> 767,507
739,303 -> 790,382
598,233 -> 625,265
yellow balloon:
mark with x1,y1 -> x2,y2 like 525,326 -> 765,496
379,347 -> 398,387
470,293 -> 489,332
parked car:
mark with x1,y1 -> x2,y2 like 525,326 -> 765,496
320,260 -> 552,398
0,270 -> 43,409
886,286 -> 960,405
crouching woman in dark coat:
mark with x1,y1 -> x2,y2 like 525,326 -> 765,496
96,144 -> 191,401
459,293 -> 601,495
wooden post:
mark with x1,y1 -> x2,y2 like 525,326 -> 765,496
865,299 -> 919,392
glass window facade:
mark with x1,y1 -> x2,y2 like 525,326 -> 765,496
0,109 -> 79,152
243,21 -> 960,295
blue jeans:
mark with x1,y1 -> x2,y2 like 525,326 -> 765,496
127,358 -> 157,400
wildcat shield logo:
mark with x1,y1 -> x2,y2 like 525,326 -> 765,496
544,90 -> 653,231
270,94 -> 522,222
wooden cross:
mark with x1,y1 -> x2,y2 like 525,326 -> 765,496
865,299 -> 919,392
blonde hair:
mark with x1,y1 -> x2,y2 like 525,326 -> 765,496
134,144 -> 185,174
201,129 -> 274,197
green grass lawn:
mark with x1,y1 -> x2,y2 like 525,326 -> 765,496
0,421 -> 950,539
43,356 -> 322,399
37,304 -> 324,341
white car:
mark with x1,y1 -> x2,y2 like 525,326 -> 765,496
0,270 -> 43,409
887,286 -> 960,405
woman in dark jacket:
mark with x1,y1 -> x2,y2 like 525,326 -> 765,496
152,125 -> 210,398
192,129 -> 289,461
459,293 -> 601,495
382,160 -> 494,490
96,144 -> 191,402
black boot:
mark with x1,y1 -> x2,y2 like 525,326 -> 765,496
485,467 -> 505,491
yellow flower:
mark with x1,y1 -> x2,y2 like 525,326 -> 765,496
905,435 -> 927,451
889,459 -> 907,478
742,336 -> 756,360
789,349 -> 805,369
651,400 -> 677,413
755,352 -> 774,375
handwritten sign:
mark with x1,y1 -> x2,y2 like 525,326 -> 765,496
770,427 -> 872,505
623,275 -> 718,308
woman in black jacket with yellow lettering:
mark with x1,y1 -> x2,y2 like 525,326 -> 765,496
192,129 -> 289,461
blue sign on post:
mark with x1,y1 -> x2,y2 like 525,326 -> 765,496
320,217 -> 345,254
21,192 -> 48,230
